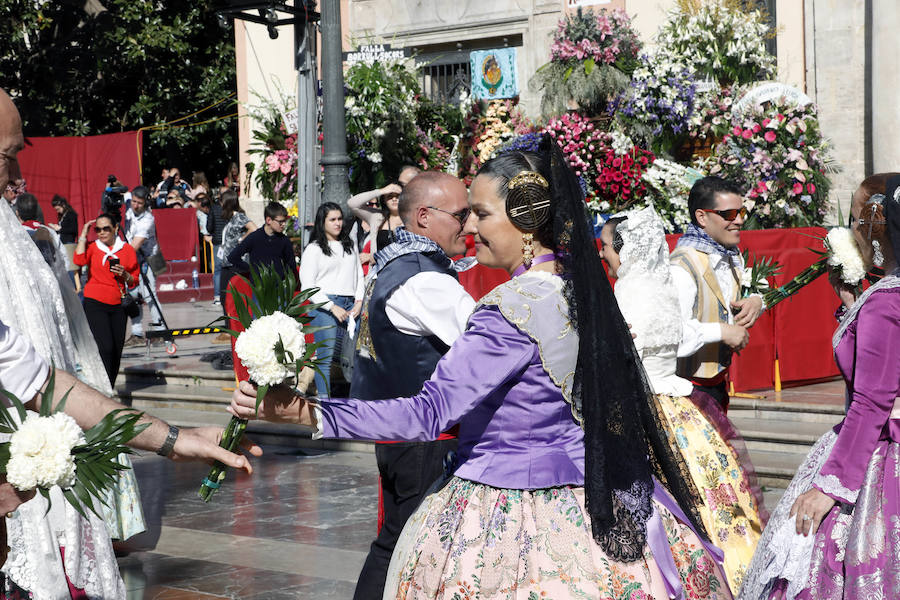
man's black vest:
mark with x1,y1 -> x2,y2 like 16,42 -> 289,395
350,252 -> 457,401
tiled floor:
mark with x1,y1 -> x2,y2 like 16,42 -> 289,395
117,447 -> 378,599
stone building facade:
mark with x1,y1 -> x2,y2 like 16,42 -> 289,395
235,0 -> 896,221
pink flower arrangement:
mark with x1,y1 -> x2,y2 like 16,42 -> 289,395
711,99 -> 835,229
549,8 -> 641,67
544,112 -> 610,201
594,145 -> 655,211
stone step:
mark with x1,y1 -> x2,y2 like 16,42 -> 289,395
732,417 -> 837,454
744,448 -> 809,489
118,383 -> 233,413
728,398 -> 845,424
119,365 -> 234,388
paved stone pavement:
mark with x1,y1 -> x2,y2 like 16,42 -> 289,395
116,446 -> 378,599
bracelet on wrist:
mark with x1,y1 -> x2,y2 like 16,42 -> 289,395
157,425 -> 179,457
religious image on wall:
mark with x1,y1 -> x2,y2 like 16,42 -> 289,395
470,48 -> 519,99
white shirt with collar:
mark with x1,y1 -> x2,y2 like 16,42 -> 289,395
124,207 -> 159,257
383,270 -> 476,347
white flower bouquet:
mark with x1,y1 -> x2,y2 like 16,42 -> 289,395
199,264 -> 324,501
762,227 -> 868,308
0,369 -> 146,518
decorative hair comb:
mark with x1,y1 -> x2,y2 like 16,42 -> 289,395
506,171 -> 551,231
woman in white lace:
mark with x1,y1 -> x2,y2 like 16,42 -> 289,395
0,200 -> 142,598
738,173 -> 900,600
600,206 -> 768,592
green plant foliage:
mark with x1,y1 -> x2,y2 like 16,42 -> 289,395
532,62 -> 630,118
0,1 -> 237,181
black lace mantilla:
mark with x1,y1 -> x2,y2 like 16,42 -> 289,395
491,137 -> 710,562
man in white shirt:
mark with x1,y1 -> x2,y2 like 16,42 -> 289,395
123,185 -> 164,345
670,176 -> 764,411
350,171 -> 475,600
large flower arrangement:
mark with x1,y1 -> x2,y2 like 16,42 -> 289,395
459,99 -> 534,184
245,94 -> 299,202
344,58 -> 421,191
531,8 -> 641,116
710,98 -> 837,229
687,83 -> 735,144
593,143 -> 655,214
613,51 -> 698,156
544,112 -> 609,192
641,158 -> 704,232
414,97 -> 466,173
656,0 -> 775,87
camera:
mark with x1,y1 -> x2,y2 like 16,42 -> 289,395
101,175 -> 128,224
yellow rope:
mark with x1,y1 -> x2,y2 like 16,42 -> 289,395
135,93 -> 239,175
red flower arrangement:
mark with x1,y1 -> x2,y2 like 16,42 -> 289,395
594,145 -> 655,211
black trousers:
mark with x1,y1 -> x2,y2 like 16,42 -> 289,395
694,380 -> 729,412
353,438 -> 458,600
83,297 -> 127,386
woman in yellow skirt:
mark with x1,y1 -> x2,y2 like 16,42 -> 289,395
600,206 -> 767,592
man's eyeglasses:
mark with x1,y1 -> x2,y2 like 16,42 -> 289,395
701,207 -> 749,221
426,206 -> 470,229
273,218 -> 288,225
94,226 -> 113,233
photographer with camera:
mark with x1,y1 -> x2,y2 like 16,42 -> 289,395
156,167 -> 191,208
101,174 -> 128,224
73,213 -> 139,386
123,185 -> 164,347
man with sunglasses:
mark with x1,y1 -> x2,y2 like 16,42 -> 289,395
349,171 -> 475,600
226,200 -> 296,279
670,176 -> 764,411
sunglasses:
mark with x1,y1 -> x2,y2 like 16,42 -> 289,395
273,218 -> 288,225
426,206 -> 471,228
701,207 -> 749,221
94,225 -> 113,233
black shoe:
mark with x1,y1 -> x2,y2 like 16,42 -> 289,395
199,351 -> 220,363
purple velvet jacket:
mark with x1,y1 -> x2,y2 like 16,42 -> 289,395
813,287 -> 900,504
319,305 -> 586,490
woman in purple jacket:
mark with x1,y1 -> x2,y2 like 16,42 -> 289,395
231,137 -> 731,599
739,173 -> 900,600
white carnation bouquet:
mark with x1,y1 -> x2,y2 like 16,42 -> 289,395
199,264 -> 323,501
0,369 -> 146,518
762,227 -> 868,308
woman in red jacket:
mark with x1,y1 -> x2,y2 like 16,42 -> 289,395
74,213 -> 139,385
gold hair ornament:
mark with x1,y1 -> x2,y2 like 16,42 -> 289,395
506,171 -> 551,231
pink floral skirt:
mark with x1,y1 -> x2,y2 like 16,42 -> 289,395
385,477 -> 733,600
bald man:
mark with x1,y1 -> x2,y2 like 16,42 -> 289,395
350,171 -> 476,600
0,90 -> 260,568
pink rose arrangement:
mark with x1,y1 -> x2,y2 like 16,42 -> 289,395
711,98 -> 835,229
594,145 -> 655,212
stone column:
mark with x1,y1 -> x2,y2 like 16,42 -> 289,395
320,0 -> 351,211
871,0 -> 900,173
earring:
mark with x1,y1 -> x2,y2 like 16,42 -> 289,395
522,233 -> 535,269
873,239 -> 885,267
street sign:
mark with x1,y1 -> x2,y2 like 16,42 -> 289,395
343,44 -> 410,65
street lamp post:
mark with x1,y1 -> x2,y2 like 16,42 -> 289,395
319,0 -> 351,210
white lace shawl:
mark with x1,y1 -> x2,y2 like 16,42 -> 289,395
612,206 -> 693,397
0,201 -> 125,599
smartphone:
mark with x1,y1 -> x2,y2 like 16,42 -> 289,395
108,257 -> 120,269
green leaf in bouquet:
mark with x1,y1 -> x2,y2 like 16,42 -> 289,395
255,383 -> 270,415
584,57 -> 596,75
0,442 -> 9,473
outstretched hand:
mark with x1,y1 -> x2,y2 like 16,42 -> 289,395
169,426 -> 263,473
228,380 -> 310,425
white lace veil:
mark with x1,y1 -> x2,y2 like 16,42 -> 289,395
613,205 -> 683,350
0,200 -> 124,598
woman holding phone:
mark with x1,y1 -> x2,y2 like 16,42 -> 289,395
73,213 -> 140,385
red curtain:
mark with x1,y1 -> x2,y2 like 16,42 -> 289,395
458,227 -> 839,392
154,208 -> 200,261
16,131 -> 142,229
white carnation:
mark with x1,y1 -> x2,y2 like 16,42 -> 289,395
825,228 -> 867,285
7,413 -> 84,491
234,311 -> 306,386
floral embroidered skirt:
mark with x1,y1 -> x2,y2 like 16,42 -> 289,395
384,477 -> 733,600
658,393 -> 766,592
98,453 -> 146,541
739,431 -> 900,600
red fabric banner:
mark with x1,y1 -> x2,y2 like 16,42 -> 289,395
458,227 -> 839,392
154,208 -> 200,261
16,131 -> 142,230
